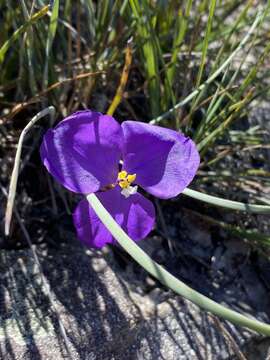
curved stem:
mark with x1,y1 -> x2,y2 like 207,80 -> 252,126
87,193 -> 270,336
182,188 -> 270,214
5,106 -> 55,236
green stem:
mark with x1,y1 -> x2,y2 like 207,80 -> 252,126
87,193 -> 270,336
182,188 -> 270,214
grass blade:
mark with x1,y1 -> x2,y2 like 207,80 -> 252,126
150,6 -> 265,125
42,0 -> 59,89
195,0 -> 217,88
129,0 -> 161,117
167,0 -> 193,85
0,5 -> 49,65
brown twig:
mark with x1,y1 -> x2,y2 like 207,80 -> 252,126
107,39 -> 133,116
209,314 -> 248,360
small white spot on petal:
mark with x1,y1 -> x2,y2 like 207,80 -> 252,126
121,185 -> 138,198
129,185 -> 138,195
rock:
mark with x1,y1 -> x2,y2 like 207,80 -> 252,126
0,241 -> 269,359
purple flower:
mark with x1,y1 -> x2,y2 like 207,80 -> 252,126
40,110 -> 200,248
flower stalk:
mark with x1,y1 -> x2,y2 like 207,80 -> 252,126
87,192 -> 270,336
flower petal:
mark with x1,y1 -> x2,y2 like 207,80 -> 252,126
40,110 -> 123,194
73,187 -> 155,248
122,121 -> 200,199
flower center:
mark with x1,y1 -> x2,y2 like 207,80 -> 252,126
118,170 -> 136,188
117,170 -> 138,198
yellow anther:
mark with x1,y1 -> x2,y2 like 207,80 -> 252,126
119,180 -> 129,189
118,170 -> 127,180
118,171 -> 137,189
127,174 -> 136,183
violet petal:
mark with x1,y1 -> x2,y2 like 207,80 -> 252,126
40,110 -> 123,194
122,121 -> 200,199
73,187 -> 155,248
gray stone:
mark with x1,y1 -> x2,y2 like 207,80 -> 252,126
0,241 -> 269,360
